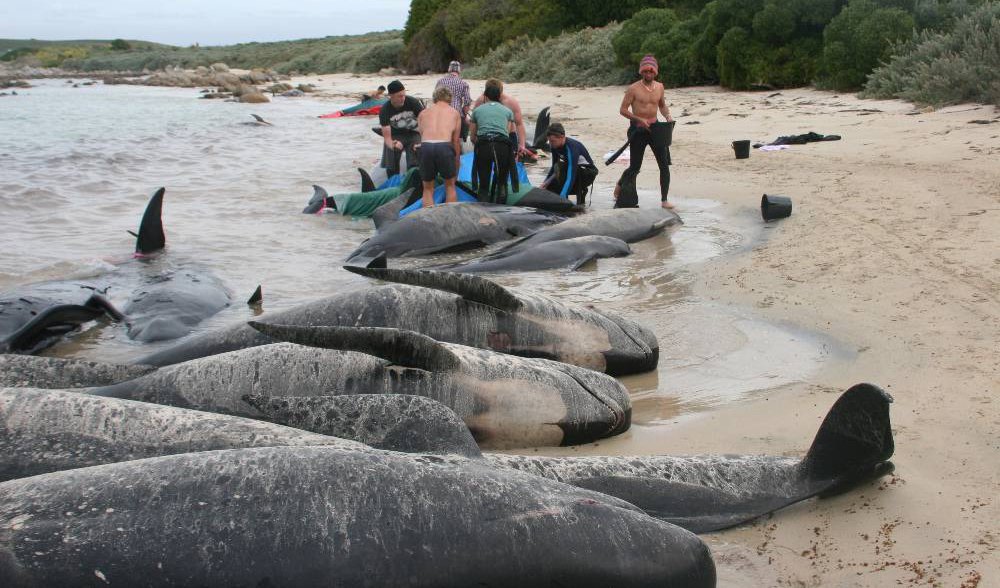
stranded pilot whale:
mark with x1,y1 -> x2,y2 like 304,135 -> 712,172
439,235 -> 632,273
94,327 -> 631,450
345,201 -> 563,264
135,267 -> 658,376
0,446 -> 715,587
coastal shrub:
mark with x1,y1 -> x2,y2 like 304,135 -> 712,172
404,0 -> 453,43
552,0 -> 711,28
818,0 -> 916,90
110,39 -> 131,51
715,26 -> 759,88
612,8 -> 682,65
637,17 -> 706,86
465,23 -> 632,87
862,1 -> 1000,105
405,9 -> 454,72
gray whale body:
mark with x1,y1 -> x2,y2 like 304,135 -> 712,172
136,267 -> 658,376
0,446 -> 716,587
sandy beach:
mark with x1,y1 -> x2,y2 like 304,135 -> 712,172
295,72 -> 999,586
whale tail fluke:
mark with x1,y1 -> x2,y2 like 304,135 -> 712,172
302,185 -> 333,214
801,383 -> 895,489
134,187 -> 166,255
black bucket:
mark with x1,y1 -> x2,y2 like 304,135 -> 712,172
651,120 -> 675,148
732,140 -> 751,159
761,194 -> 792,221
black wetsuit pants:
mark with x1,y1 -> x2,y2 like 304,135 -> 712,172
384,136 -> 420,177
616,124 -> 671,207
473,136 -> 513,204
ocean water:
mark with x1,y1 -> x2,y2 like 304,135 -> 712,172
0,78 -> 845,420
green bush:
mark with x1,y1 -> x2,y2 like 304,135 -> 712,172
862,1 -> 1000,105
716,26 -> 759,88
818,0 -> 916,90
110,39 -> 131,51
612,8 -> 682,65
465,23 -> 632,87
404,0 -> 453,43
404,9 -> 455,72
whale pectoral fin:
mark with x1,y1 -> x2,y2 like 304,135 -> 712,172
341,267 -> 523,311
244,393 -> 483,457
134,187 -> 166,255
570,254 -> 599,271
247,322 -> 462,371
571,476 -> 797,534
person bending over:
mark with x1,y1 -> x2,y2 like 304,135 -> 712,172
469,79 -> 515,204
416,86 -> 462,208
540,122 -> 597,206
379,80 -> 423,177
472,79 -> 530,161
614,55 -> 675,209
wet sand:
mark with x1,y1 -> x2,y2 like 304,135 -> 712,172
299,73 -> 1000,586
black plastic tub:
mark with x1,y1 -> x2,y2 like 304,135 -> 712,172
761,194 -> 792,220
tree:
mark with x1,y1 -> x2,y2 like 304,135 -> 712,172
110,39 -> 131,51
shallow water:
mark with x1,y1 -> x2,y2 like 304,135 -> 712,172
0,79 -> 847,420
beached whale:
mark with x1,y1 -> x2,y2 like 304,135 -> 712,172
345,201 -> 562,264
135,267 -> 658,376
0,387 -> 366,482
440,235 -> 632,273
0,281 -> 123,354
95,327 -> 632,449
0,446 -> 715,587
485,383 -> 896,533
491,206 -> 683,257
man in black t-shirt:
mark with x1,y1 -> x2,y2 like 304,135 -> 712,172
379,80 -> 424,177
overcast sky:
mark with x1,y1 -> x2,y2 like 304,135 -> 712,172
0,0 -> 413,46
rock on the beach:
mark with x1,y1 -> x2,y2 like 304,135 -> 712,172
211,62 -> 230,73
239,91 -> 270,104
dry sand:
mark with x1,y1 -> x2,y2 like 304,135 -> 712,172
298,73 -> 999,586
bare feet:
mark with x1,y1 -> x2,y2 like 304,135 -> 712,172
661,200 -> 675,209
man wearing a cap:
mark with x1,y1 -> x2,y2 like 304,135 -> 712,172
435,61 -> 472,141
379,80 -> 424,176
615,54 -> 675,209
540,122 -> 597,206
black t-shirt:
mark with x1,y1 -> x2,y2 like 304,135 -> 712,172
379,95 -> 424,141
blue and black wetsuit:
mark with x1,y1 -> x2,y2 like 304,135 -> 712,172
544,137 -> 597,206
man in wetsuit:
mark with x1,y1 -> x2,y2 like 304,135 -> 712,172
615,54 -> 675,209
540,123 -> 597,206
379,80 -> 424,177
417,86 -> 462,208
469,79 -> 515,203
471,79 -> 530,160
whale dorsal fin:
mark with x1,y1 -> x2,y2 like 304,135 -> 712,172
342,267 -> 522,311
248,322 -> 461,371
135,187 -> 166,255
358,167 -> 376,192
247,285 -> 263,306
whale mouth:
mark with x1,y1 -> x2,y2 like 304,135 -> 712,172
556,368 -> 631,446
589,307 -> 659,375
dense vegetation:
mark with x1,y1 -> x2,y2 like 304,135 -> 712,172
407,0 -> 997,104
4,0 -> 996,105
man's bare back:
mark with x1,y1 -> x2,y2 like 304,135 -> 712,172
473,90 -> 528,155
419,102 -> 461,142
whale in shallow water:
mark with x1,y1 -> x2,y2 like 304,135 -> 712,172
345,201 -> 563,264
134,267 -> 658,376
0,354 -> 156,389
492,206 -> 683,257
0,445 -> 716,587
95,326 -> 632,450
0,188 -> 231,352
440,235 -> 632,273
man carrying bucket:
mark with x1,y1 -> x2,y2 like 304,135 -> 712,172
614,54 -> 675,209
